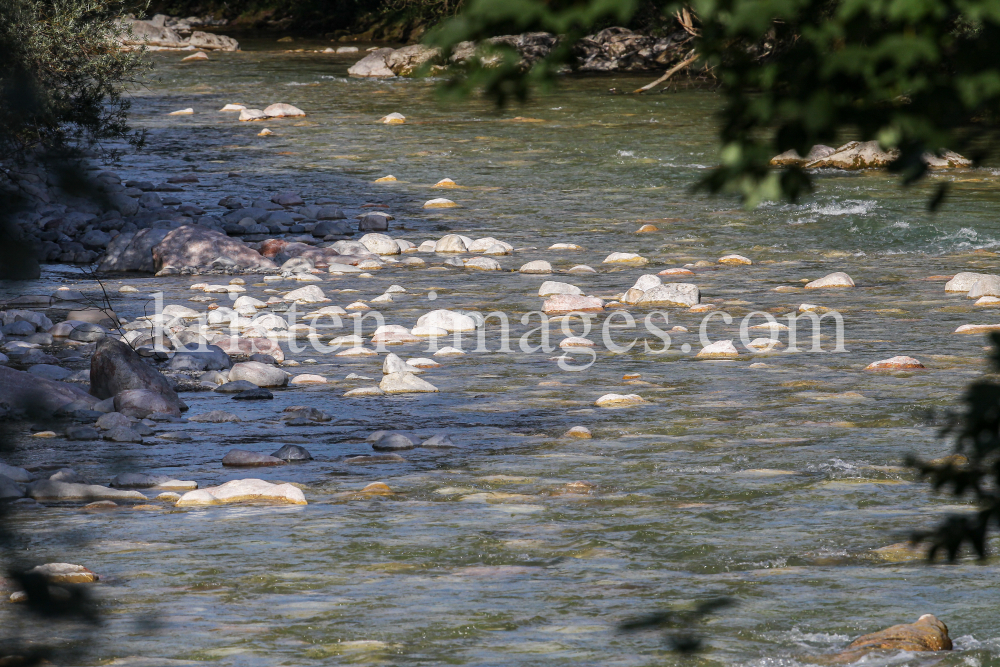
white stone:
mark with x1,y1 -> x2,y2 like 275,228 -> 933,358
603,252 -> 648,265
176,478 -> 306,506
464,257 -> 502,271
424,198 -> 457,208
519,260 -> 552,274
595,393 -> 647,407
434,235 -> 468,253
360,233 -> 401,255
283,286 -> 328,303
538,281 -> 582,297
631,274 -> 662,292
697,340 -> 740,358
379,372 -> 438,394
804,272 -> 855,289
416,309 -> 476,332
945,272 -> 990,293
433,346 -> 465,357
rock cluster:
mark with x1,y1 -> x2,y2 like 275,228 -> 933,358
770,141 -> 971,170
349,27 -> 696,77
118,16 -> 239,52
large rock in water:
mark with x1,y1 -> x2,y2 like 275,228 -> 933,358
348,48 -> 396,77
151,226 -> 277,272
834,614 -> 952,662
769,145 -> 836,167
119,19 -> 185,47
90,338 -> 181,411
0,365 -> 97,415
805,141 -> 899,169
97,228 -> 170,273
176,478 -> 306,506
386,44 -> 441,75
187,30 -> 239,51
115,388 -> 181,418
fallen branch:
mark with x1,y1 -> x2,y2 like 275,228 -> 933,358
633,53 -> 700,93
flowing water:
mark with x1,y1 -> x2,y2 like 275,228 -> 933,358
4,39 -> 1000,666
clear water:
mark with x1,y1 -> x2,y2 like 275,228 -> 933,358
4,39 -> 1000,666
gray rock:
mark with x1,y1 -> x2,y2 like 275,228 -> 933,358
26,479 -> 146,501
638,283 -> 700,307
48,469 -> 88,484
215,380 -> 259,393
347,48 -> 396,77
138,192 -> 163,208
0,462 -> 33,483
271,444 -> 313,460
65,425 -> 100,441
109,472 -> 172,488
358,213 -> 390,232
79,229 -> 112,250
114,388 -> 182,419
421,434 -> 458,448
316,206 -> 346,220
372,433 -> 418,451
313,220 -> 352,237
284,407 -> 330,422
200,370 -> 230,385
167,345 -> 231,371
344,453 -> 405,464
151,225 -> 277,272
27,364 -> 72,381
221,449 -> 284,466
90,337 -> 182,415
108,192 -> 139,217
228,361 -> 288,387
232,387 -> 273,400
96,228 -> 170,272
96,411 -> 132,430
271,192 -> 304,206
2,320 -> 36,336
189,410 -> 241,423
93,397 -> 116,413
0,365 -> 97,415
104,426 -> 143,442
187,30 -> 239,51
0,474 -> 24,500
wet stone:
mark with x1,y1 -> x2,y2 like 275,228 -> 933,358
271,444 -> 314,460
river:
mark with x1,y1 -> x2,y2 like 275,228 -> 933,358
3,37 -> 1000,666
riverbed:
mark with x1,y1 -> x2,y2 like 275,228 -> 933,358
2,38 -> 1000,666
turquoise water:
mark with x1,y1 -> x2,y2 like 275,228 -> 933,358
3,39 -> 1000,666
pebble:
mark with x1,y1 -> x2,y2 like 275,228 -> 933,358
538,281 -> 582,296
954,324 -> 1000,334
805,272 -> 855,289
603,252 -> 648,265
271,444 -> 313,460
433,346 -> 465,357
381,112 -> 406,124
379,372 -> 439,394
659,268 -> 695,276
567,265 -> 596,273
519,260 -> 553,274
636,224 -> 657,233
345,453 -> 404,464
424,198 -> 458,208
27,563 -> 98,584
464,257 -> 502,271
696,340 -> 740,358
233,387 -> 274,400
549,243 -> 583,251
360,482 -> 393,494
222,449 -> 285,467
169,108 -> 194,115
945,272 -> 989,293
542,295 -> 604,315
372,433 -> 418,451
718,254 -> 752,265
595,393 -> 647,407
375,175 -> 397,182
422,434 -> 458,448
190,410 -> 242,423
344,386 -> 385,397
182,51 -> 209,61
433,178 -> 457,188
865,356 -> 925,370
564,426 -> 592,438
289,374 -> 327,385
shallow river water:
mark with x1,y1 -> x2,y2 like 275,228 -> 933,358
4,39 -> 1000,666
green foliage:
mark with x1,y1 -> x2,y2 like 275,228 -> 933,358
0,0 -> 148,163
909,332 -> 1000,561
429,0 -> 1000,207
